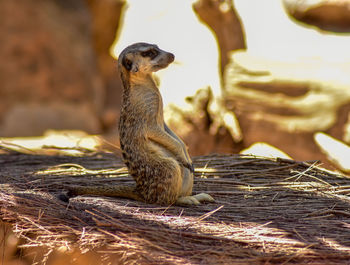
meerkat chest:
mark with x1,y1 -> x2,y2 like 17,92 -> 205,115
129,86 -> 164,126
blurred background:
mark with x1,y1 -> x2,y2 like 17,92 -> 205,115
1,0 -> 350,263
1,0 -> 349,172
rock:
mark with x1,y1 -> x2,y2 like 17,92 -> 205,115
85,0 -> 125,130
193,0 -> 246,71
314,132 -> 350,173
240,142 -> 292,159
224,0 -> 350,167
284,0 -> 350,33
224,50 -> 350,165
0,103 -> 101,137
234,0 -> 350,61
0,129 -> 101,155
0,0 -> 103,136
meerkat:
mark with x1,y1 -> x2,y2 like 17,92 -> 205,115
68,43 -> 214,206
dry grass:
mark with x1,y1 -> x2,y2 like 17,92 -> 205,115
1,146 -> 350,264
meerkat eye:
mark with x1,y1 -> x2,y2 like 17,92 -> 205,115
141,49 -> 158,59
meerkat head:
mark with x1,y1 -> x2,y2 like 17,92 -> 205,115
118,43 -> 175,77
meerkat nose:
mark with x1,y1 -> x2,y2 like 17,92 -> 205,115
168,53 -> 175,62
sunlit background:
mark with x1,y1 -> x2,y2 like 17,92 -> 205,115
1,0 -> 350,172
1,0 -> 350,263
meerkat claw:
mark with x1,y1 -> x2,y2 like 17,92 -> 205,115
190,163 -> 195,173
183,162 -> 195,173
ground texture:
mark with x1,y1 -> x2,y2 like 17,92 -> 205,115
1,146 -> 350,264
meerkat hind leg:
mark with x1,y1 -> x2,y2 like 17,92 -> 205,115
193,193 -> 215,202
176,193 -> 215,206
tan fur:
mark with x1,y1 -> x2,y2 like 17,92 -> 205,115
69,43 -> 214,205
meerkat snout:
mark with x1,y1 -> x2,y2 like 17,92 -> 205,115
152,51 -> 174,71
165,52 -> 175,63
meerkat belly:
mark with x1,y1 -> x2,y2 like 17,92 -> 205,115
120,138 -> 182,204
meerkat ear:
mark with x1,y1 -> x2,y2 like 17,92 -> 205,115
131,64 -> 138,73
122,58 -> 132,71
122,57 -> 139,73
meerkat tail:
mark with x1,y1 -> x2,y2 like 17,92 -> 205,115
67,185 -> 144,202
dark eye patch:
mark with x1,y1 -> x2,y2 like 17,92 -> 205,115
141,49 -> 158,59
